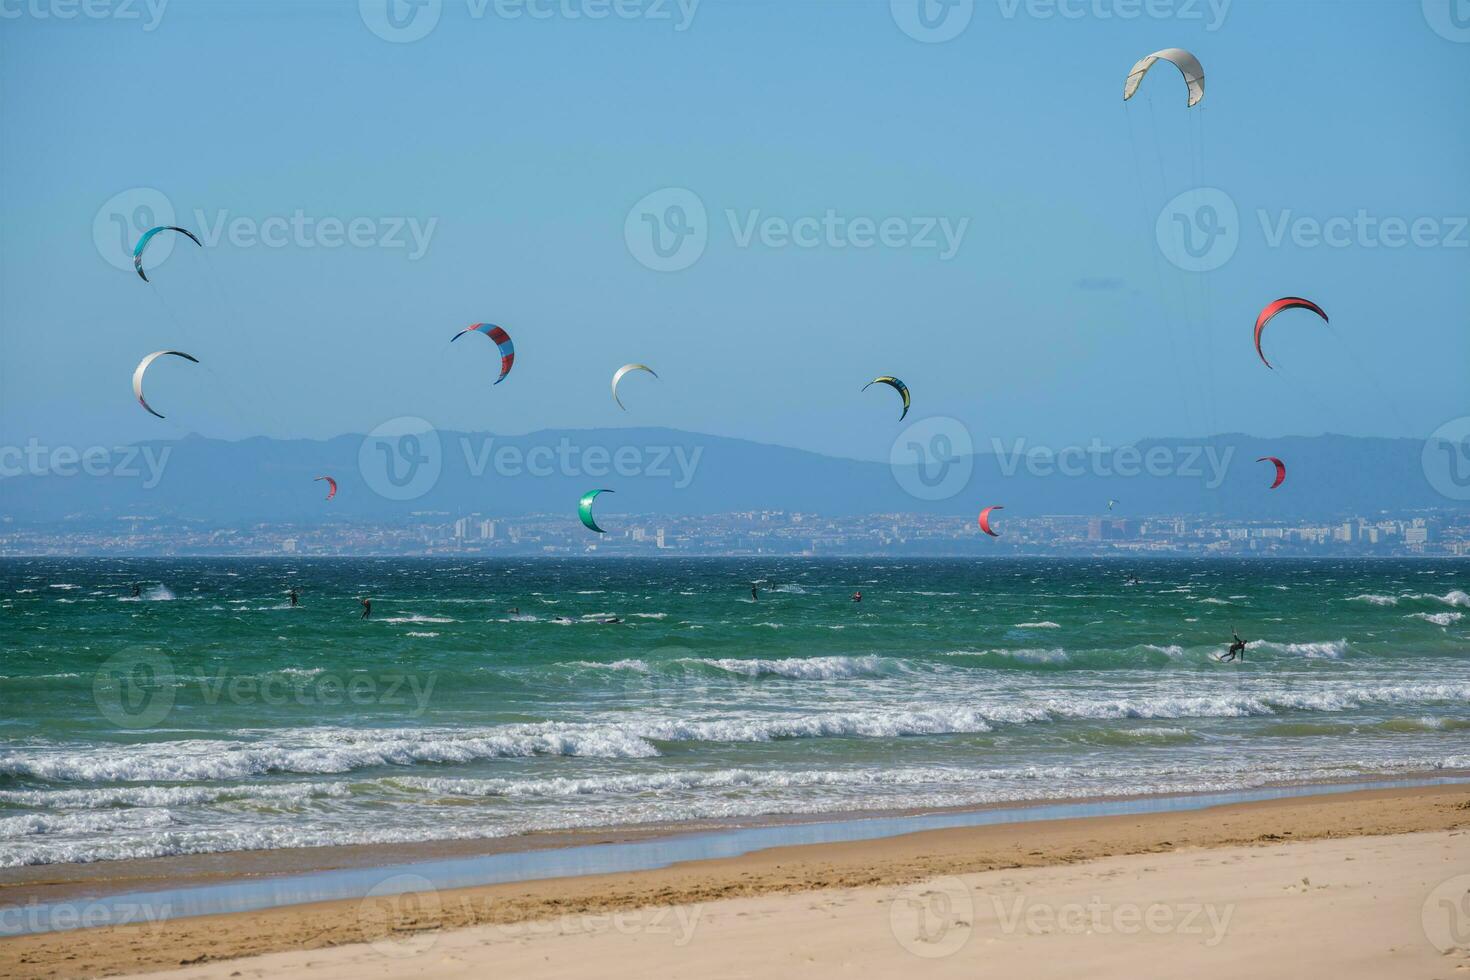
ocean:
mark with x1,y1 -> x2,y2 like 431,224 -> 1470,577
2,557 -> 1468,869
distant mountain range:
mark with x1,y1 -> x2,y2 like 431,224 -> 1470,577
2,428 -> 1461,524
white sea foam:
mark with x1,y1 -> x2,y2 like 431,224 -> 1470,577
690,655 -> 891,680
1409,612 -> 1463,627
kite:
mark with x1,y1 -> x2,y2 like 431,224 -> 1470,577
451,323 -> 515,384
132,350 -> 199,419
133,226 -> 202,282
315,476 -> 338,500
863,376 -> 910,421
1254,298 -> 1328,369
978,505 -> 1005,538
578,489 -> 614,534
1257,456 -> 1287,489
612,363 -> 658,411
1123,48 -> 1205,108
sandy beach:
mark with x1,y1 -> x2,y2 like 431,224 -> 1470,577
3,782 -> 1467,979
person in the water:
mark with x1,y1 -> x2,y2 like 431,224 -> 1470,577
288,588 -> 299,607
360,598 -> 372,619
1218,628 -> 1247,662
130,582 -> 141,598
851,591 -> 862,603
751,584 -> 759,601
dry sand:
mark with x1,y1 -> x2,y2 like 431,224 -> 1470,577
3,783 -> 1469,979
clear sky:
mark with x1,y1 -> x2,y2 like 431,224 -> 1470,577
2,0 -> 1466,462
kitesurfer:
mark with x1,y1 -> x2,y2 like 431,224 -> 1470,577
130,582 -> 141,598
288,588 -> 299,607
1218,629 -> 1247,663
751,585 -> 759,601
851,591 -> 862,603
360,598 -> 372,620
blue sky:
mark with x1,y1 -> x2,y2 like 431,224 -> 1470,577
2,0 -> 1466,461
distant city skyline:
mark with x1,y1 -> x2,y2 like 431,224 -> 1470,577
4,507 -> 1462,558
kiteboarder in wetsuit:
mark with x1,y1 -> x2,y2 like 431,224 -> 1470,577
288,588 -> 299,607
1219,628 -> 1247,662
360,598 -> 372,619
130,582 -> 141,598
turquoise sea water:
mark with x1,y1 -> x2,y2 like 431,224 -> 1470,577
2,557 -> 1468,868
